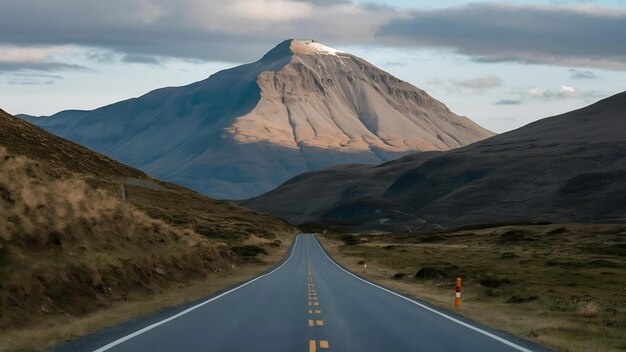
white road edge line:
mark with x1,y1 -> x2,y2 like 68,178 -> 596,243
92,235 -> 301,352
312,235 -> 535,352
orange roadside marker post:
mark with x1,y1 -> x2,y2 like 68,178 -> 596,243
455,277 -> 462,307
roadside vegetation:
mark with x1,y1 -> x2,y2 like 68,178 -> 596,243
0,109 -> 297,351
319,224 -> 626,352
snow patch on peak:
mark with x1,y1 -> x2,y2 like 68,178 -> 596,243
306,42 -> 342,55
291,39 -> 343,56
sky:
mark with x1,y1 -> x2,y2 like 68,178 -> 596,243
1,0 -> 625,133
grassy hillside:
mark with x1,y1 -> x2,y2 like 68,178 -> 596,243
0,108 -> 297,349
319,223 -> 626,351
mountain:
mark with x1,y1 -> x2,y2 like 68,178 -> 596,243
244,92 -> 626,231
21,39 -> 493,199
0,107 -> 295,329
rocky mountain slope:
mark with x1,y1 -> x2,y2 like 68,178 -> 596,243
0,108 -> 295,329
21,39 -> 493,199
245,92 -> 626,231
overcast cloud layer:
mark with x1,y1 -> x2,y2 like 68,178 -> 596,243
378,3 -> 626,70
1,1 -> 625,70
2,0 -> 625,134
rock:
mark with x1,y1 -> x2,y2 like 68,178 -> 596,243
154,266 -> 166,275
414,267 -> 447,280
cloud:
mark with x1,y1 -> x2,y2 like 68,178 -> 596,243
12,73 -> 64,79
0,45 -> 90,73
0,45 -> 77,63
484,117 -> 517,121
6,78 -> 55,85
227,0 -> 313,22
0,62 -> 90,73
0,0 -> 396,63
426,75 -> 503,95
378,3 -> 626,70
493,99 -> 522,105
451,75 -> 502,90
5,72 -> 64,85
523,85 -> 605,101
569,68 -> 598,79
87,51 -> 116,63
382,61 -> 407,67
136,0 -> 166,24
0,1 -> 625,71
121,54 -> 162,65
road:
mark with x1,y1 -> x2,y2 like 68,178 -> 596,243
54,234 -> 547,352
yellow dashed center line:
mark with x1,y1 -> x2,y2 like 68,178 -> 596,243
309,340 -> 330,352
306,236 -> 330,351
309,319 -> 324,327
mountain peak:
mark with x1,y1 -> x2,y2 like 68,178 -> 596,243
290,39 -> 344,56
23,39 -> 494,199
261,39 -> 345,62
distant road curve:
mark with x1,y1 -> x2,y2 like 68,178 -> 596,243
53,234 -> 549,352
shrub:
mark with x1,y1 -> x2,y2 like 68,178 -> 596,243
507,295 -> 539,304
414,267 -> 447,280
230,245 -> 267,257
479,277 -> 512,288
340,234 -> 359,246
500,252 -> 519,259
500,230 -> 532,243
546,227 -> 568,235
392,272 -> 407,280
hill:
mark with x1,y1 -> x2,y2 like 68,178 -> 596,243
245,92 -> 626,231
0,107 -> 296,334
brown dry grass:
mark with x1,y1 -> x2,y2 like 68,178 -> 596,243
0,146 -> 295,350
126,183 -> 294,245
0,239 -> 290,352
319,224 -> 626,352
0,108 -> 298,351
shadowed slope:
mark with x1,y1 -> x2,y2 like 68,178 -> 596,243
245,92 -> 626,230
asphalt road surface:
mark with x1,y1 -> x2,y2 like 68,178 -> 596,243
54,234 -> 548,352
